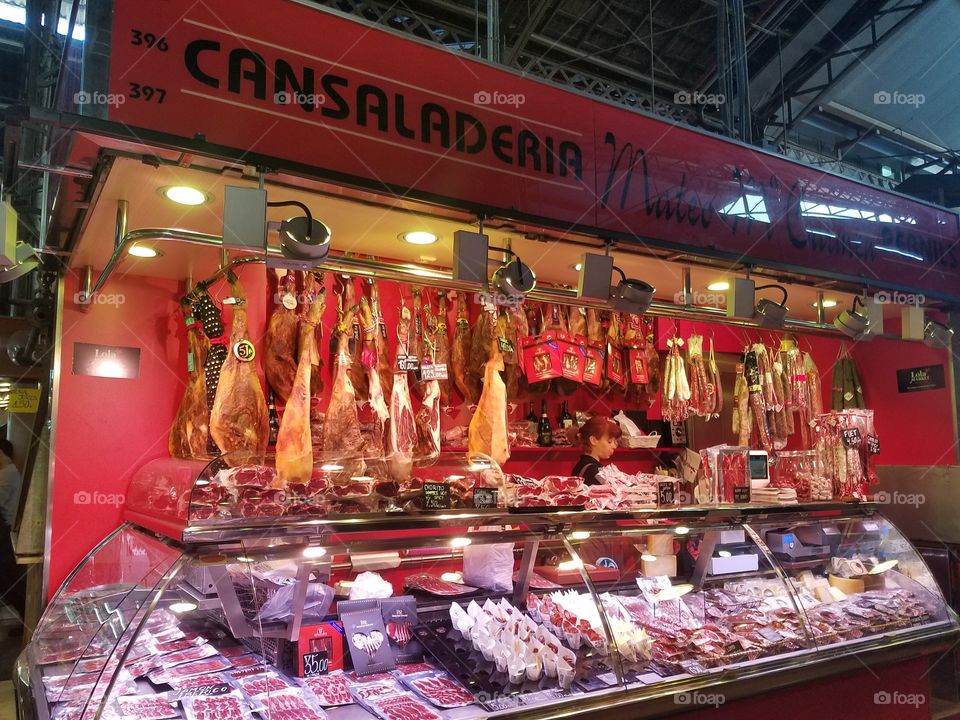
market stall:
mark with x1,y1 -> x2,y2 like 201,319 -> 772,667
13,1 -> 960,719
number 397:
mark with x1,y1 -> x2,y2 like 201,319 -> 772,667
128,83 -> 166,103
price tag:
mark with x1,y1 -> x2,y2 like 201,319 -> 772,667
657,481 -> 676,507
866,435 -> 881,455
8,387 -> 40,414
281,294 -> 298,310
498,336 -> 515,353
302,651 -> 329,677
679,659 -> 708,675
420,363 -> 449,381
733,486 -> 751,503
472,488 -> 498,508
423,482 -> 451,510
841,427 -> 862,448
173,684 -> 231,700
757,627 -> 784,643
397,355 -> 420,372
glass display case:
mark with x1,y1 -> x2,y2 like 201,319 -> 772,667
17,459 -> 958,720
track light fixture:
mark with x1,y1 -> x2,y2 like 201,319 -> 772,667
923,320 -> 954,349
269,200 -> 331,261
754,284 -> 788,329
835,296 -> 868,339
490,246 -> 536,296
609,266 -> 655,314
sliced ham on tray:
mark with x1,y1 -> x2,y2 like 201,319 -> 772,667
300,672 -> 354,706
368,693 -> 442,720
116,694 -> 180,720
403,573 -> 478,596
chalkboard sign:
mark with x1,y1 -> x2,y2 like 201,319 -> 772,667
679,659 -> 708,675
302,651 -> 329,677
420,363 -> 448,380
758,627 -> 784,643
657,481 -> 676,507
473,488 -> 498,508
733,486 -> 751,503
866,435 -> 881,455
423,482 -> 451,510
173,684 -> 231,700
841,427 -> 862,448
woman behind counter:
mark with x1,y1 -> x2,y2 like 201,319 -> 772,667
570,415 -> 622,485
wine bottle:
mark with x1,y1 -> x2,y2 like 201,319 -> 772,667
560,401 -> 574,429
537,400 -> 553,447
268,390 -> 280,446
526,401 -> 537,425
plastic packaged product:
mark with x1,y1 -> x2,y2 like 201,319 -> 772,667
229,654 -> 267,670
149,656 -> 233,684
154,635 -> 209,654
160,642 -> 219,668
236,671 -> 292,698
116,693 -> 180,720
463,541 -> 515,593
168,673 -> 235,691
349,572 -> 394,600
258,689 -> 329,720
181,692 -> 255,720
403,573 -> 478,596
299,672 -> 354,706
401,670 -> 474,708
367,692 -> 443,720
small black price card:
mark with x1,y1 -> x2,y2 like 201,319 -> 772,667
866,435 -> 881,455
758,627 -> 784,643
473,488 -> 498,508
397,355 -> 420,372
498,336 -> 515,353
420,363 -> 449,380
302,651 -> 329,677
733,486 -> 751,503
423,482 -> 451,510
842,427 -> 862,448
657,481 -> 676,506
173,684 -> 231,700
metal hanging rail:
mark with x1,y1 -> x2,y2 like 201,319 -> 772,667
86,204 -> 849,336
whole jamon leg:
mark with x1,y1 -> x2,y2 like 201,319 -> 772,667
435,290 -> 452,407
468,338 -> 510,466
321,301 -> 365,457
451,292 -> 475,404
169,303 -> 210,458
388,307 -> 417,479
276,276 -> 325,486
209,276 -> 269,457
370,279 -> 393,401
359,296 -> 389,456
264,271 -> 299,403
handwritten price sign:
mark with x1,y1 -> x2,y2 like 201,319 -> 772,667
8,387 -> 40,414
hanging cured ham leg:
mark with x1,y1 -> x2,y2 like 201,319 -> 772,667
359,296 -> 390,457
321,300 -> 365,457
415,306 -> 441,459
169,303 -> 210,458
370,278 -> 393,401
209,275 -> 269,457
468,337 -> 510,466
264,271 -> 299,403
276,276 -> 325,486
388,306 -> 417,479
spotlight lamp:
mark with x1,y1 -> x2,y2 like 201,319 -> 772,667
269,200 -> 330,261
609,266 -> 655,314
835,296 -> 869,339
923,320 -> 954,349
490,247 -> 536,296
754,284 -> 788,329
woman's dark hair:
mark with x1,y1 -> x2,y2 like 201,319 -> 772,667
569,415 -> 622,448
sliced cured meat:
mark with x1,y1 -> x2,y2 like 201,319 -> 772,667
403,573 -> 478,596
277,276 -> 325,486
264,271 -> 299,402
181,693 -> 252,720
209,276 -> 269,457
407,673 -> 474,708
259,690 -> 328,720
116,694 -> 179,720
322,300 -> 365,456
237,672 -> 290,697
300,672 -> 353,706
159,642 -> 218,667
170,303 -> 211,458
467,339 -> 510,465
368,693 -> 442,720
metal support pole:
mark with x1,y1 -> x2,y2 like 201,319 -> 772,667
486,0 -> 500,63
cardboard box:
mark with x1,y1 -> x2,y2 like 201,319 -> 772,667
718,529 -> 745,544
641,554 -> 678,577
709,554 -> 759,575
647,535 -> 676,556
274,621 -> 345,677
